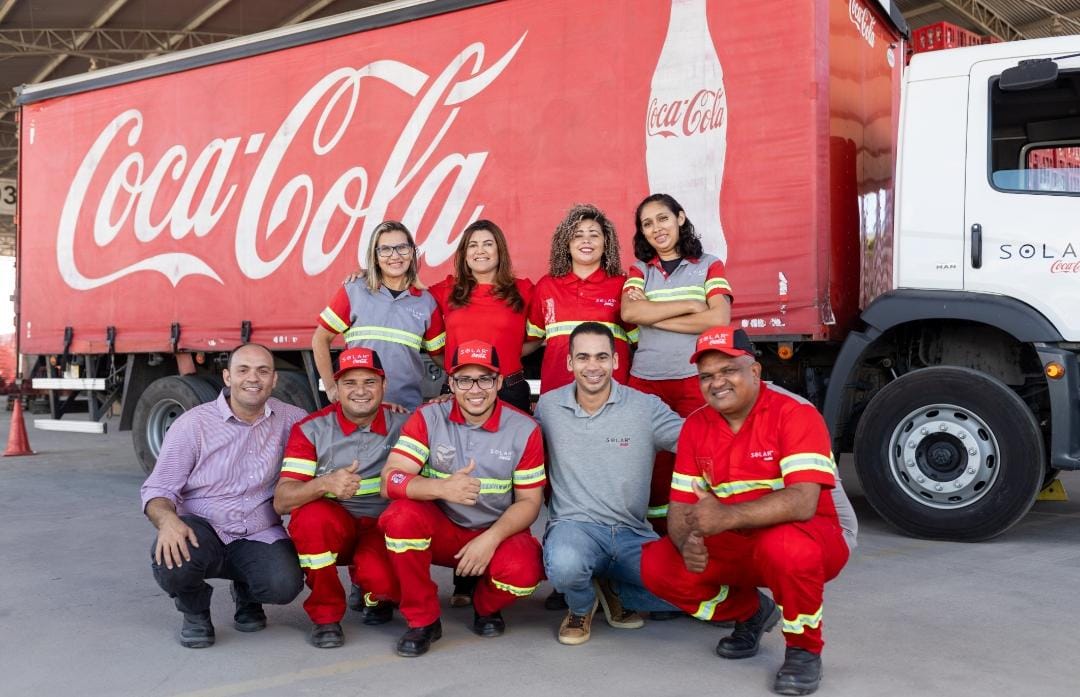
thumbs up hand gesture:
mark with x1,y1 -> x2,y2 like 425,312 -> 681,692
442,459 -> 481,506
325,460 -> 363,500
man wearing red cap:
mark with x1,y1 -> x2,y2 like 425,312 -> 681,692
640,326 -> 851,696
378,339 -> 546,657
273,347 -> 407,648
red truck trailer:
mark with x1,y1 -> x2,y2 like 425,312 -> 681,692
19,0 -> 1080,541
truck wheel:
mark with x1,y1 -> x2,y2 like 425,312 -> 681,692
853,366 -> 1043,541
133,375 -> 219,474
272,370 -> 318,413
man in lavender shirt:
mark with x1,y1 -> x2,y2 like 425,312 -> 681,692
141,343 -> 307,648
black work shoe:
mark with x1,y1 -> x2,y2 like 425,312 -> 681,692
648,610 -> 686,621
773,647 -> 822,695
544,590 -> 569,611
180,612 -> 215,649
396,619 -> 442,657
361,600 -> 394,626
471,610 -> 506,637
715,592 -> 780,659
450,574 -> 478,608
347,584 -> 364,612
310,622 -> 345,649
231,583 -> 267,632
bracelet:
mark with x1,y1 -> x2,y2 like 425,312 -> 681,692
386,469 -> 416,500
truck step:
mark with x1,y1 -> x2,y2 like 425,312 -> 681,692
33,419 -> 108,434
32,378 -> 107,391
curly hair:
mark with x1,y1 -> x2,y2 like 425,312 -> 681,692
632,193 -> 704,263
548,203 -> 624,277
448,219 -> 525,312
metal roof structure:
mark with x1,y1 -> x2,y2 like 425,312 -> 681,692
0,0 -> 1077,252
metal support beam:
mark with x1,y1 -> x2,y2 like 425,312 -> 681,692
281,0 -> 341,27
905,2 -> 944,20
938,0 -> 1026,41
147,0 -> 237,57
0,28 -> 238,62
1015,4 -> 1080,37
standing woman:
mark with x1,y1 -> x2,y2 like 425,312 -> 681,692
313,221 -> 445,411
428,219 -> 535,413
527,203 -> 636,393
621,193 -> 733,534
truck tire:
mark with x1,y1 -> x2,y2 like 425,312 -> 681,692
133,375 -> 219,474
272,370 -> 318,413
853,366 -> 1044,541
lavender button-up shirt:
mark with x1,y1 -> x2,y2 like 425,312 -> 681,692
140,390 -> 307,544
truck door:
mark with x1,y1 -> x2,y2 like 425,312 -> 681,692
964,55 -> 1080,340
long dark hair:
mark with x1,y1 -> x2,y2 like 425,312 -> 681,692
449,219 -> 525,312
548,203 -> 624,277
632,193 -> 704,263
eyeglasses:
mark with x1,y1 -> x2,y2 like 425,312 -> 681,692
375,243 -> 414,258
450,374 -> 497,390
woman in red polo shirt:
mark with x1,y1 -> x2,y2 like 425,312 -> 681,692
428,219 -> 535,412
526,203 -> 635,393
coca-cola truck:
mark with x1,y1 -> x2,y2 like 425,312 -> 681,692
14,0 -> 1080,541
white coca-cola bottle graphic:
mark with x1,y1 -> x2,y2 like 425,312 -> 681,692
645,0 -> 728,262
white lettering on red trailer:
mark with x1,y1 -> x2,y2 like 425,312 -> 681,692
849,0 -> 877,48
55,34 -> 528,289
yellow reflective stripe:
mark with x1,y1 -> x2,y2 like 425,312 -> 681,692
423,333 -> 446,352
421,466 -> 511,494
513,465 -> 546,487
546,321 -> 629,343
647,505 -> 668,519
384,536 -> 431,553
708,478 -> 784,498
282,457 -> 317,477
671,472 -> 707,494
363,592 -> 379,608
394,435 -> 429,463
777,604 -> 823,634
320,307 -> 349,334
298,551 -> 338,570
704,278 -> 732,293
491,578 -> 538,597
622,277 -> 646,291
645,286 -> 707,302
344,326 -> 423,350
526,321 -> 547,339
692,585 -> 730,620
626,327 -> 640,344
780,453 -> 838,478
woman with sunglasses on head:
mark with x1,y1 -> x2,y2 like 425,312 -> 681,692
428,219 -> 536,413
313,221 -> 445,412
526,203 -> 636,394
620,193 -> 733,538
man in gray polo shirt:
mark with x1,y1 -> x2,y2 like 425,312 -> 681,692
534,322 -> 684,645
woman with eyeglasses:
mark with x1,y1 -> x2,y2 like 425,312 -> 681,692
312,221 -> 445,411
428,220 -> 536,413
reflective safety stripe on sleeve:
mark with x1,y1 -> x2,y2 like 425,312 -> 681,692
344,325 -> 424,350
647,505 -> 668,519
704,278 -> 732,295
526,321 -> 546,340
777,604 -> 823,634
298,551 -> 338,570
671,472 -> 708,495
423,333 -> 446,352
513,465 -> 546,487
282,457 -> 317,477
393,435 -> 430,463
384,536 -> 432,553
319,308 -> 349,334
491,578 -> 538,597
622,277 -> 646,291
692,585 -> 730,621
779,453 -> 838,478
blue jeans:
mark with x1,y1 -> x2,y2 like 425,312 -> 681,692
543,520 -> 677,616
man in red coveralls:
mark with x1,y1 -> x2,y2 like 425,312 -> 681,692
379,340 -> 546,657
641,326 -> 850,696
274,347 -> 405,648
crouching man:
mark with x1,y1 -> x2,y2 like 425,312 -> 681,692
379,340 -> 545,657
274,348 -> 405,648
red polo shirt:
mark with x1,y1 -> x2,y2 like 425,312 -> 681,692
670,384 -> 839,522
428,276 -> 533,376
526,270 -> 637,393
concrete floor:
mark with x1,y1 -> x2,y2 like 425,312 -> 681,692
1,413 -> 1078,697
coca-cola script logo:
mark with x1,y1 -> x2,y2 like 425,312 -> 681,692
56,34 -> 527,290
646,87 -> 725,139
849,0 -> 877,48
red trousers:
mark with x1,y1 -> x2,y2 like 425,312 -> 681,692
379,500 -> 543,628
288,499 -> 399,624
641,516 -> 849,653
628,375 -> 706,535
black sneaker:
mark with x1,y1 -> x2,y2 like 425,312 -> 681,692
773,647 -> 823,695
347,584 -> 364,612
361,600 -> 394,626
715,591 -> 780,659
471,610 -> 506,637
396,619 -> 443,657
544,590 -> 569,611
231,583 -> 266,632
310,622 -> 345,649
180,612 -> 215,649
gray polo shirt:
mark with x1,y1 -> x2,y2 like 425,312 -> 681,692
534,381 -> 684,533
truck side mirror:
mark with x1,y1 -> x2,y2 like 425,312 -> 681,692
999,59 -> 1058,91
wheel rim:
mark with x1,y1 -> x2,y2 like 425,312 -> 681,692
887,403 -> 1000,510
147,399 -> 185,458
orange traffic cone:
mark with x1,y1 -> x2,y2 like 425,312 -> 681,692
4,398 -> 34,456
